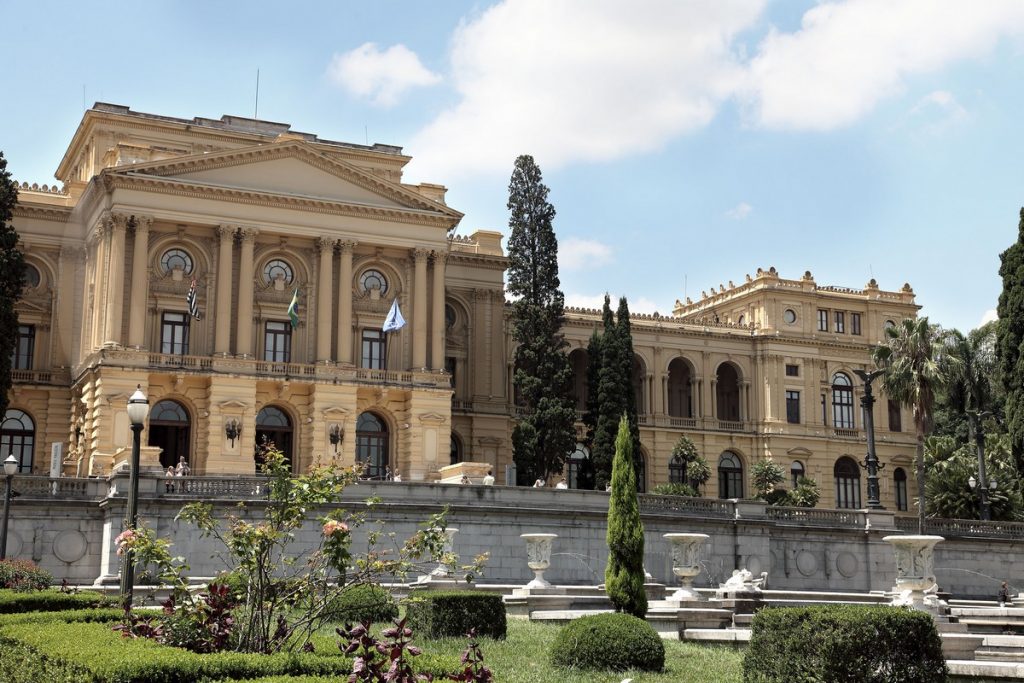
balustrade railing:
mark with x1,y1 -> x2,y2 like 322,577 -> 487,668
13,477 -> 101,499
638,493 -> 734,518
895,515 -> 1024,539
832,428 -> 862,439
715,419 -> 745,432
766,506 -> 865,528
166,476 -> 272,499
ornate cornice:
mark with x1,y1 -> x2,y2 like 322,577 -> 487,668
99,172 -> 459,230
11,204 -> 72,223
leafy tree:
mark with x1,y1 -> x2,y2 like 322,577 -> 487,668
605,414 -> 647,618
874,317 -> 961,533
0,151 -> 26,419
506,155 -> 576,483
785,477 -> 821,508
997,208 -> 1024,474
668,436 -> 710,493
935,323 -> 1002,444
925,434 -> 1022,521
751,458 -> 786,503
577,328 -> 603,489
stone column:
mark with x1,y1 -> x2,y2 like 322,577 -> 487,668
430,250 -> 447,370
316,237 -> 335,362
103,214 -> 129,346
710,379 -> 718,419
214,225 -> 235,355
127,216 -> 152,348
337,241 -> 355,364
412,248 -> 429,370
236,228 -> 258,357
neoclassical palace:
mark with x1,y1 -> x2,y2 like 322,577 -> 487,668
5,104 -> 919,510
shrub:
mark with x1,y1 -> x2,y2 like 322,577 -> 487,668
743,605 -> 948,683
0,588 -> 113,613
0,559 -> 52,591
405,591 -> 506,640
651,482 -> 698,497
324,583 -> 398,625
605,415 -> 647,618
549,612 -> 664,672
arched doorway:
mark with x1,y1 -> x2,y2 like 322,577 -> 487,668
356,412 -> 389,480
450,432 -> 463,465
716,363 -> 741,421
667,358 -> 693,418
566,443 -> 589,489
894,467 -> 908,511
148,400 -> 190,470
635,446 -> 647,493
834,456 -> 861,508
0,409 -> 34,473
718,451 -> 744,499
255,406 -> 294,472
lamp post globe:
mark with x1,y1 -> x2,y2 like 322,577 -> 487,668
0,453 -> 17,560
119,385 -> 149,607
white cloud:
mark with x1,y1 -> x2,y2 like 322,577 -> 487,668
725,202 -> 753,220
565,293 -> 661,315
981,309 -> 998,326
559,237 -> 613,271
743,0 -> 1024,130
327,43 -> 441,107
906,90 -> 969,133
407,0 -> 764,178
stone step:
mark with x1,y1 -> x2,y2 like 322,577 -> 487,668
976,649 -> 1024,663
947,659 -> 1024,681
682,628 -> 750,643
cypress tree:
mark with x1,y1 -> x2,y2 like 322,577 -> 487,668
605,414 -> 647,618
616,296 -> 642,474
507,155 -> 576,484
592,295 -> 627,488
578,327 -> 603,489
997,208 -> 1024,474
0,152 -> 26,419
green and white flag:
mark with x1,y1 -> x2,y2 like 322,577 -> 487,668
287,288 -> 300,329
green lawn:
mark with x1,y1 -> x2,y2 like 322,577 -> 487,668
405,620 -> 743,683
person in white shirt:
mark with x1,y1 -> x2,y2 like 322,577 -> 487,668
533,478 -> 545,488
482,470 -> 495,486
555,478 -> 568,489
460,474 -> 471,485
392,472 -> 402,482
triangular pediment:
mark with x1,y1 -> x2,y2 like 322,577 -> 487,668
106,142 -> 461,221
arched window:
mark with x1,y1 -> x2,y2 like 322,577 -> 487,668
790,460 -> 805,488
568,349 -> 589,412
567,443 -> 589,489
632,355 -> 646,415
716,364 -> 741,421
255,406 -> 294,471
635,448 -> 647,493
894,467 -> 908,512
148,400 -> 191,470
160,248 -> 194,275
667,358 -> 693,419
832,373 -> 855,429
669,454 -> 686,484
263,259 -> 294,285
356,412 -> 389,480
22,264 -> 41,289
359,269 -> 389,295
0,410 -> 34,473
450,433 -> 463,465
718,451 -> 744,499
834,456 -> 861,509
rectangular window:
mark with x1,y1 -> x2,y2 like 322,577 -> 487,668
264,321 -> 292,363
11,325 -> 35,370
785,364 -> 799,377
821,394 -> 827,425
818,309 -> 829,332
445,356 -> 457,388
888,399 -> 902,432
361,330 -> 386,369
834,311 -> 845,333
786,391 -> 801,424
160,313 -> 190,355
851,313 -> 862,336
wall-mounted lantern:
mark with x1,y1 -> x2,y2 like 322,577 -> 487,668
225,419 -> 241,447
329,424 -> 343,453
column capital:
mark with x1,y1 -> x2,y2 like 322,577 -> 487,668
412,247 -> 431,262
338,240 -> 357,254
216,224 -> 236,240
316,235 -> 336,252
238,226 -> 259,241
133,215 -> 153,231
110,213 -> 131,232
432,249 -> 449,265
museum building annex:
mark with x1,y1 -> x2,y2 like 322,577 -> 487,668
6,104 -> 920,511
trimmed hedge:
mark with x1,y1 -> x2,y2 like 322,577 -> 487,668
405,590 -> 507,639
0,619 -> 458,683
743,605 -> 948,683
0,588 -> 114,613
0,607 -> 122,626
324,583 -> 398,625
549,612 -> 664,673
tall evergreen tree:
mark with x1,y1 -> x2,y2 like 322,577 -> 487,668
506,155 -> 576,484
592,296 -> 628,488
578,327 -> 603,489
605,414 -> 647,618
997,208 -> 1024,474
616,296 -> 642,475
0,151 -> 26,419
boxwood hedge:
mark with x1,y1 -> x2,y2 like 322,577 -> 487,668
743,605 -> 948,683
0,588 -> 114,613
405,590 -> 507,639
549,612 -> 665,673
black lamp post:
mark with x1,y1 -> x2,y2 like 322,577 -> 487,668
967,410 -> 993,521
854,369 -> 886,509
0,454 -> 18,560
119,385 -> 149,607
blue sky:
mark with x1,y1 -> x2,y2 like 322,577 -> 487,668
3,0 -> 1024,331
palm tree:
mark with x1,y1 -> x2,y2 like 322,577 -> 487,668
873,317 -> 962,533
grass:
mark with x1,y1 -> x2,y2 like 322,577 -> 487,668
389,619 -> 743,683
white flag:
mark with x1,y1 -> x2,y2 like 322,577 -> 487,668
383,299 -> 406,332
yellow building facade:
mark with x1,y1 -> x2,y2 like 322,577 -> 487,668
6,104 -> 918,511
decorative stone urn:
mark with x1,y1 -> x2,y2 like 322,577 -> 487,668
429,527 -> 459,577
521,533 -> 557,589
664,533 -> 709,601
882,535 -> 944,610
